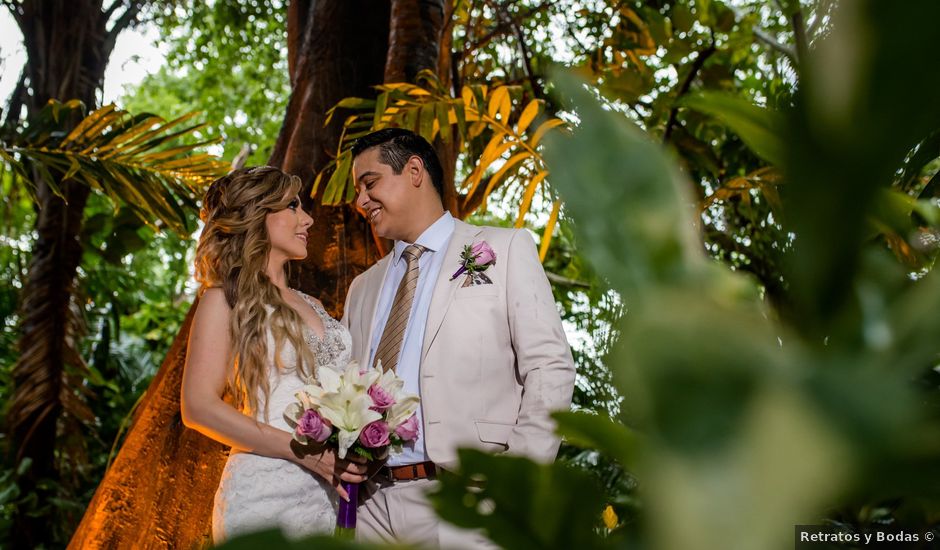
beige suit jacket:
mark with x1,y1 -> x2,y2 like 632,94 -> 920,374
341,219 -> 576,470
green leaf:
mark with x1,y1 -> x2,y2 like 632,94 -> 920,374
453,102 -> 468,142
335,97 -> 375,110
436,102 -> 451,144
429,449 -> 609,550
543,70 -> 703,297
680,92 -> 785,166
403,106 -> 419,133
373,92 -> 388,129
418,103 -> 435,142
322,150 -> 352,205
904,130 -> 940,192
553,411 -> 640,469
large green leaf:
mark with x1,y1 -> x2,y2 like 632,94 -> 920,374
680,92 -> 785,166
542,70 -> 705,301
429,449 -> 610,550
783,0 -> 940,335
553,411 -> 640,469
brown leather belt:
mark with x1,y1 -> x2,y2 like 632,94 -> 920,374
382,461 -> 437,482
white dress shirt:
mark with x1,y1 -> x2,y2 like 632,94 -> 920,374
368,211 -> 455,466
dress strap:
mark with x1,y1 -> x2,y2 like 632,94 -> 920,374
292,289 -> 328,318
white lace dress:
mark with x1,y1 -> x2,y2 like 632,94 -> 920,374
212,291 -> 352,542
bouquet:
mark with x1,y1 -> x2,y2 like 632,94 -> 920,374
285,360 -> 420,538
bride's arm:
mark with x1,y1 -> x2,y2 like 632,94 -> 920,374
181,288 -> 366,499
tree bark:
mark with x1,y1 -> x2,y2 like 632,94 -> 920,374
385,0 -> 444,84
67,306 -> 225,549
435,0 -> 462,217
272,0 -> 391,312
384,0 -> 464,218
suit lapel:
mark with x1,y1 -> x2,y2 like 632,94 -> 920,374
360,253 -> 393,367
421,220 -> 482,364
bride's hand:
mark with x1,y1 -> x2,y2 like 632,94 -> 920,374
292,442 -> 368,501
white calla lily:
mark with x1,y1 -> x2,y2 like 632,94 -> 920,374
317,383 -> 382,458
284,402 -> 304,423
316,365 -> 342,393
374,368 -> 404,395
385,394 -> 420,430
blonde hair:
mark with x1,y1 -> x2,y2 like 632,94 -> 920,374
194,166 -> 316,417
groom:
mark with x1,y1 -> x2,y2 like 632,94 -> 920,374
342,128 -> 575,547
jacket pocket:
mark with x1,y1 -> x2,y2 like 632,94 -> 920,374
474,420 -> 514,445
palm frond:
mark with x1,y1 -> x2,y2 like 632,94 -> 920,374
319,70 -> 569,259
1,100 -> 229,235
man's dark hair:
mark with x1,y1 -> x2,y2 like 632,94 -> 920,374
351,128 -> 445,198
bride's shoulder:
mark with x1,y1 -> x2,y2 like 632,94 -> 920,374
198,287 -> 229,309
192,288 -> 232,332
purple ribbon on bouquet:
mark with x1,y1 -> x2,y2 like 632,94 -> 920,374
337,481 -> 358,530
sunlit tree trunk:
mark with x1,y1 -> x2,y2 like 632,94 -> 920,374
385,0 -> 444,84
67,307 -> 226,549
5,1 -> 141,546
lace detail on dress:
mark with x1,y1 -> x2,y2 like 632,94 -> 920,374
294,290 -> 352,377
212,290 -> 353,543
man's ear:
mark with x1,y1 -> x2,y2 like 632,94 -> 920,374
407,155 -> 424,187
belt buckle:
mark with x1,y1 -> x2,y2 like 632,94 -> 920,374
384,465 -> 402,483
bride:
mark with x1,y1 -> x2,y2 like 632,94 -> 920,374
180,166 -> 367,541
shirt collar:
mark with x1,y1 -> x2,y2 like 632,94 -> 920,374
393,211 -> 455,264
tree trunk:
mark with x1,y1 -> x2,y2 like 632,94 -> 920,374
435,0 -> 461,217
67,305 -> 226,549
384,0 -> 464,218
272,0 -> 391,312
6,1 -> 113,546
385,0 -> 444,84
69,2 -> 391,546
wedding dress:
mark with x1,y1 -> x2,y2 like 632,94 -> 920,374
212,291 -> 352,542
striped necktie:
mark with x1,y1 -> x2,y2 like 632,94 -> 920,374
373,244 -> 426,372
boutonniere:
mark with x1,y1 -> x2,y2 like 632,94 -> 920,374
450,240 -> 496,281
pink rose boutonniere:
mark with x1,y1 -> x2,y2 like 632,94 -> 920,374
450,240 -> 496,282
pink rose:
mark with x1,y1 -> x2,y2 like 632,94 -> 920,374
471,241 -> 496,266
297,409 -> 332,443
359,421 -> 390,448
394,414 -> 420,442
368,384 -> 396,411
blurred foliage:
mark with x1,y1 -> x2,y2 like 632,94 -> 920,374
438,0 -> 940,548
